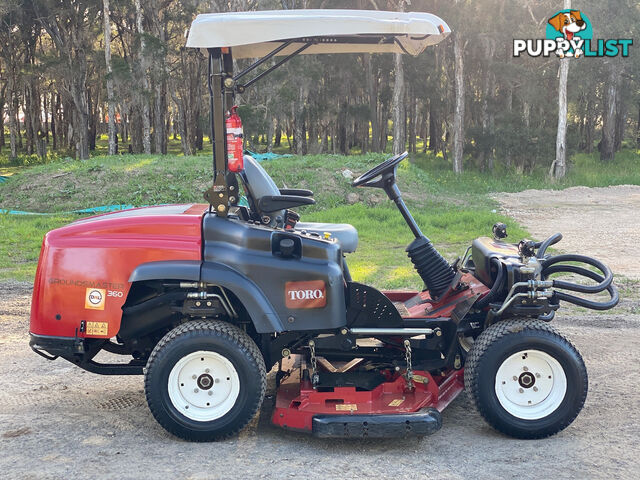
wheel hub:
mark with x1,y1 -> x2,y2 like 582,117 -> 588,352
168,351 -> 240,422
518,371 -> 535,388
494,349 -> 567,420
197,373 -> 214,390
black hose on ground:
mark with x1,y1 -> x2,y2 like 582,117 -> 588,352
543,264 -> 619,310
541,254 -> 613,294
475,258 -> 505,309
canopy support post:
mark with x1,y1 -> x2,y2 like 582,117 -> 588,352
204,47 -> 230,216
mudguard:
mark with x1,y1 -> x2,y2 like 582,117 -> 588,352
128,260 -> 284,334
128,260 -> 201,283
200,261 -> 285,333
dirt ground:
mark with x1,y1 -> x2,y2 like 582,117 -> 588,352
1,185 -> 639,480
493,184 -> 640,279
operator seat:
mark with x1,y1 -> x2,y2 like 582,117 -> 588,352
242,155 -> 359,253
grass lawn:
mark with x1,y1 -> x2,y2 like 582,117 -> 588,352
1,148 -> 637,287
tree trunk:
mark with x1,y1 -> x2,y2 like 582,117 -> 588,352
7,72 -> 18,159
294,84 -> 308,155
266,114 -> 274,152
0,88 -> 4,153
274,120 -> 281,147
636,101 -> 640,149
614,78 -> 626,152
135,0 -> 151,154
153,16 -> 168,155
391,51 -> 405,155
408,88 -> 417,154
428,102 -> 437,151
600,60 -> 619,163
479,62 -> 493,169
550,0 -> 571,178
103,0 -> 117,155
365,54 -> 380,153
584,98 -> 594,153
51,93 -> 59,151
452,33 -> 465,174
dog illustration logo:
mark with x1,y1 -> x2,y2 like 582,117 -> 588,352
546,10 -> 591,58
514,10 -> 631,59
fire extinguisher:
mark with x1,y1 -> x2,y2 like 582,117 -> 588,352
225,106 -> 244,172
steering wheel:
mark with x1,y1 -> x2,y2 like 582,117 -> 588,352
351,152 -> 409,188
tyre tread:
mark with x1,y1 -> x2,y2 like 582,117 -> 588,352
464,319 -> 587,439
144,320 -> 266,441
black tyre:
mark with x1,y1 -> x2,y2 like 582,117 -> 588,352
144,320 -> 266,441
464,319 -> 587,439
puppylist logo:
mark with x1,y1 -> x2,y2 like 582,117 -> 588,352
514,10 -> 632,58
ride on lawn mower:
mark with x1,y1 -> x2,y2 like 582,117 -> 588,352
29,10 -> 618,441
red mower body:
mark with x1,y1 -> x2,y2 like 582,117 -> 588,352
29,204 -> 207,339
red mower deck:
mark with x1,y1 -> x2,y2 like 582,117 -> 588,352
272,354 -> 464,437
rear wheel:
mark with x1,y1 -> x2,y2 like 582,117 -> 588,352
144,320 -> 266,441
464,319 -> 587,439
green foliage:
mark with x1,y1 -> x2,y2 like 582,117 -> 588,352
0,151 -> 66,167
0,214 -> 72,281
3,149 -> 637,286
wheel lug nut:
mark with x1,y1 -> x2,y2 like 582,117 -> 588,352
512,376 -> 517,381
536,373 -> 541,378
208,391 -> 213,396
533,386 -> 538,392
205,368 -> 210,373
194,388 -> 199,393
519,388 -> 524,393
192,375 -> 197,380
523,366 -> 528,372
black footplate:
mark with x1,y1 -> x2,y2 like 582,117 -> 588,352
312,408 -> 442,438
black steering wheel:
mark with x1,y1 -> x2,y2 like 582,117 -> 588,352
351,152 -> 409,188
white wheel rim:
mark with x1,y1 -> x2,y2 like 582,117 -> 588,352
494,349 -> 567,420
168,350 -> 240,422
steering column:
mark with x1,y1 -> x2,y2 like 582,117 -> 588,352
352,152 -> 456,299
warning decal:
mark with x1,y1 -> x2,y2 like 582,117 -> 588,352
335,404 -> 358,412
86,322 -> 108,336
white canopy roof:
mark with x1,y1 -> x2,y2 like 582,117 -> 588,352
186,9 -> 450,59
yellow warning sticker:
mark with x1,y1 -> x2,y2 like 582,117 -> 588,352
86,321 -> 108,336
388,398 -> 405,407
85,288 -> 106,310
412,374 -> 429,384
335,404 -> 358,411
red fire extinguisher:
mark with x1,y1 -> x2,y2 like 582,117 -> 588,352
225,106 -> 244,172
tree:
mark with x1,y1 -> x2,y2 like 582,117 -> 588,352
549,0 -> 570,179
134,0 -> 151,154
600,60 -> 620,163
103,0 -> 117,155
34,0 -> 99,160
452,32 -> 465,174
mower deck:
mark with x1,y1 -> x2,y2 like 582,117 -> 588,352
271,355 -> 464,438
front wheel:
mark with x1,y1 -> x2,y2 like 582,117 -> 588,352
144,320 -> 266,441
464,319 -> 587,439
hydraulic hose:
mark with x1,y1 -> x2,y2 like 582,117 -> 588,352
535,232 -> 563,258
543,264 -> 619,310
541,254 -> 613,294
475,257 -> 505,309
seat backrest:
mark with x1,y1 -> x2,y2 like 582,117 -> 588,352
242,155 -> 284,225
